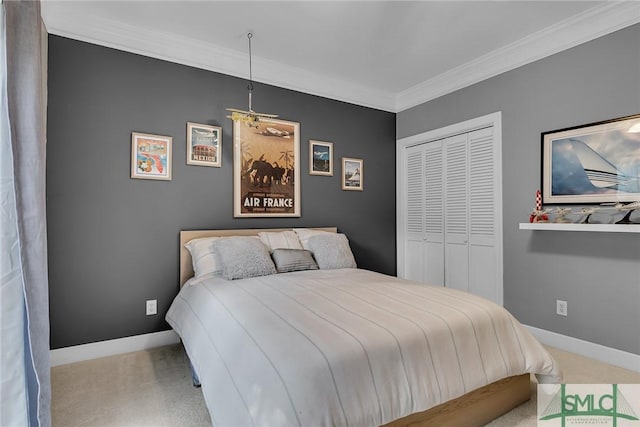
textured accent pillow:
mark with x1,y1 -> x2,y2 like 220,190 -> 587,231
211,236 -> 276,280
184,237 -> 223,277
271,249 -> 319,273
293,228 -> 331,250
258,230 -> 303,251
307,233 -> 357,270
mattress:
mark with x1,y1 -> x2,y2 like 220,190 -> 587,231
166,268 -> 561,426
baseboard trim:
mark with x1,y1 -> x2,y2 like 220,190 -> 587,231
50,326 -> 639,372
50,330 -> 181,367
525,325 -> 640,373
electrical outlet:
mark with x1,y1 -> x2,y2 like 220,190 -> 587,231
146,299 -> 157,316
556,300 -> 567,317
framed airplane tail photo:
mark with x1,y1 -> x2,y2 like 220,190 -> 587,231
542,114 -> 640,204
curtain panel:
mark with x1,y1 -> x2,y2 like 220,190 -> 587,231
2,0 -> 50,425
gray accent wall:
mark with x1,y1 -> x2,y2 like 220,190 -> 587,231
47,36 -> 396,349
397,25 -> 640,355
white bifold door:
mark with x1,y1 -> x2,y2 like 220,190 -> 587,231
401,126 -> 502,305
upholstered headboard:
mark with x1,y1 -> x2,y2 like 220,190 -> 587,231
179,227 -> 337,287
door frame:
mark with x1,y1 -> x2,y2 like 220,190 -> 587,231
396,111 -> 503,305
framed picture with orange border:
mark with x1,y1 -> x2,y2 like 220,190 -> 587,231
131,132 -> 172,181
341,157 -> 363,191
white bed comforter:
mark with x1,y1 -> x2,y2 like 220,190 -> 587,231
166,268 -> 561,427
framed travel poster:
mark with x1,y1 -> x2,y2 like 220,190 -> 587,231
187,122 -> 222,167
309,140 -> 333,176
131,132 -> 172,180
542,114 -> 640,204
233,118 -> 300,217
342,157 -> 363,191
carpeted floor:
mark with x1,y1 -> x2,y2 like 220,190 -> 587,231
51,344 -> 211,427
51,344 -> 640,426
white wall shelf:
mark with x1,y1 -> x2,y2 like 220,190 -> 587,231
519,222 -> 640,233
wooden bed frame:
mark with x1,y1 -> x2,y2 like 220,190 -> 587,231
178,228 -> 532,426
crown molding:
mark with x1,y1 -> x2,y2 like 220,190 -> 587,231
396,2 -> 640,112
41,6 -> 397,112
42,2 -> 639,114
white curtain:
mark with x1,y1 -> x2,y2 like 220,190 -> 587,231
1,4 -> 28,424
0,1 -> 50,425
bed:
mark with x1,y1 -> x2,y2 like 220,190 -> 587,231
167,228 -> 561,426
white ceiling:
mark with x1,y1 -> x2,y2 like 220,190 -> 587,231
41,1 -> 640,112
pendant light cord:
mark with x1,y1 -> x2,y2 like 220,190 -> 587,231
247,33 -> 254,111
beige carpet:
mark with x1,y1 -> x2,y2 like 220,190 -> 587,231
51,344 -> 640,427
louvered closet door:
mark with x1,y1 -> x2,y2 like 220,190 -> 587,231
404,142 -> 444,285
423,140 -> 444,286
404,145 -> 426,282
468,127 -> 498,302
444,134 -> 470,292
400,116 -> 501,304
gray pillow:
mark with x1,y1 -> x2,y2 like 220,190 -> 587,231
211,236 -> 276,280
271,249 -> 318,273
307,233 -> 357,270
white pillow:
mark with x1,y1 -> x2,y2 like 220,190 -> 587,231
293,228 -> 332,250
258,230 -> 303,252
184,237 -> 222,277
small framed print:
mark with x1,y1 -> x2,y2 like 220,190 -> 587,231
131,132 -> 172,180
342,157 -> 363,191
187,122 -> 222,167
309,140 -> 333,176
